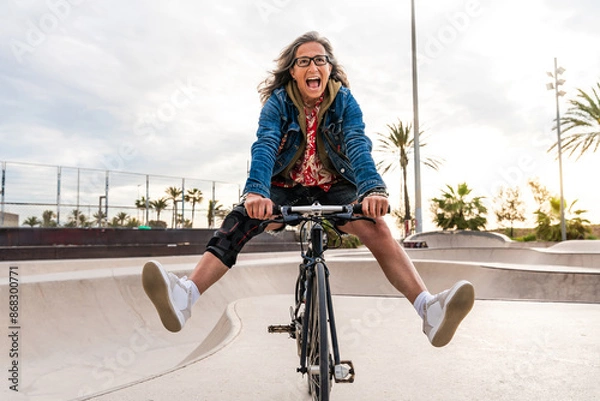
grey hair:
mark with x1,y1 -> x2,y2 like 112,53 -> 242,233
257,31 -> 350,105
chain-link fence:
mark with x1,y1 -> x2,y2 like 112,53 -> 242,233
0,161 -> 241,229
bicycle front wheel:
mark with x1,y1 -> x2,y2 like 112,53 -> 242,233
307,262 -> 331,400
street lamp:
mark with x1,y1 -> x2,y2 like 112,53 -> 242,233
410,0 -> 423,233
546,57 -> 567,241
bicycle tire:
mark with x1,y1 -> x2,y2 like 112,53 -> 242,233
307,262 -> 331,401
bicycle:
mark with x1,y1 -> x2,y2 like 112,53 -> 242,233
266,202 -> 376,401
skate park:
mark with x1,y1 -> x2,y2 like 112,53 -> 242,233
1,232 -> 599,401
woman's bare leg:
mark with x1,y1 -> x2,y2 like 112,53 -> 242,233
342,217 -> 427,304
188,252 -> 229,294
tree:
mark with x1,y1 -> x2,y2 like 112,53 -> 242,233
23,216 -> 41,227
93,211 -> 107,227
535,197 -> 590,241
41,210 -> 57,227
494,186 -> 526,238
166,186 -> 183,228
185,188 -> 204,228
376,120 -> 443,236
528,178 -> 550,210
135,196 -> 152,224
431,183 -> 487,230
529,179 -> 591,241
550,83 -> 600,159
108,212 -> 130,227
126,217 -> 142,228
207,200 -> 228,228
150,197 -> 169,222
64,209 -> 91,228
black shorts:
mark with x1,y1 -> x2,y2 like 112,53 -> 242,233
205,181 -> 358,268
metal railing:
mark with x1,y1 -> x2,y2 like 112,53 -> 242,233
0,161 -> 241,229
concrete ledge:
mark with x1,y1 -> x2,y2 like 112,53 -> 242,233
406,230 -> 511,248
0,229 -> 299,261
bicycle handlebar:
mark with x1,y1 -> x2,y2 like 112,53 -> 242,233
272,203 -> 362,216
267,203 -> 389,227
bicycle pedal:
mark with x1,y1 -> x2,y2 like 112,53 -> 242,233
268,324 -> 294,334
334,360 -> 355,383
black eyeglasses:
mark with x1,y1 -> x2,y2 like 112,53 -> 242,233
293,55 -> 330,68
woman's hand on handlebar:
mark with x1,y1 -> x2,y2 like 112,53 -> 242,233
244,193 -> 273,220
361,195 -> 389,219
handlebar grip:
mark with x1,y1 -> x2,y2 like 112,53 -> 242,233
352,203 -> 391,215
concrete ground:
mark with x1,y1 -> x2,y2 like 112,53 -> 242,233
1,241 -> 599,401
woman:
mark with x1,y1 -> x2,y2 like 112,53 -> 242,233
142,31 -> 474,348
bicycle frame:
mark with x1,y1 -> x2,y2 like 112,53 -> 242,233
297,219 -> 347,378
268,203 -> 362,399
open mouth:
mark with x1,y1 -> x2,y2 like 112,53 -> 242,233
306,77 -> 321,90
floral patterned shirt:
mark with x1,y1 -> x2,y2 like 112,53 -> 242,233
284,95 -> 336,191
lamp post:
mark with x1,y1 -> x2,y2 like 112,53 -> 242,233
546,57 -> 567,241
410,0 -> 423,233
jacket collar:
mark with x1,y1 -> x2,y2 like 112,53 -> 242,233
285,79 -> 342,133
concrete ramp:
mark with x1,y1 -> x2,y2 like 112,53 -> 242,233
86,296 -> 600,401
1,247 -> 599,401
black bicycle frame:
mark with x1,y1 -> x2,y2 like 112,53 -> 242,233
297,221 -> 342,374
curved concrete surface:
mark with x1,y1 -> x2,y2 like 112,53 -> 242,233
406,230 -> 514,248
1,247 -> 599,401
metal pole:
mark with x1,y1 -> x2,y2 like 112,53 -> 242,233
181,177 -> 185,228
1,162 -> 6,227
145,175 -> 150,225
104,171 -> 109,226
76,168 -> 80,227
56,166 -> 62,226
411,0 -> 423,233
554,57 -> 567,241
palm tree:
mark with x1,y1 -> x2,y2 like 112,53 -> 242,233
535,197 -> 590,241
166,186 -> 182,228
23,216 -> 41,227
431,183 -> 487,231
550,83 -> 600,159
66,209 -> 89,227
110,212 -> 130,227
207,199 -> 225,228
376,120 -> 443,236
41,210 -> 57,227
77,213 -> 92,227
135,196 -> 151,224
93,211 -> 107,227
185,188 -> 204,228
150,197 -> 169,222
126,217 -> 142,228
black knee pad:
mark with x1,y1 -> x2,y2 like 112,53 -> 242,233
206,204 -> 265,268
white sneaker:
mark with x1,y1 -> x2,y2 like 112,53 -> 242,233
423,280 -> 475,347
142,260 -> 192,332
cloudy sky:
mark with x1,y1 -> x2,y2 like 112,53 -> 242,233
1,0 -> 599,231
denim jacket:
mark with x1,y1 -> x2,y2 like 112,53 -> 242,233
243,80 -> 386,200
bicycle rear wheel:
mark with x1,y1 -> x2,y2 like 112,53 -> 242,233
307,262 -> 331,400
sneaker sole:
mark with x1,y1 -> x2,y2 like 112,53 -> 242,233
430,280 -> 475,347
142,261 -> 183,333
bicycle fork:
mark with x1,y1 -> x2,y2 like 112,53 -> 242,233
322,264 -> 355,383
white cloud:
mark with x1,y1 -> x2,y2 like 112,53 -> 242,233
0,0 -> 598,230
